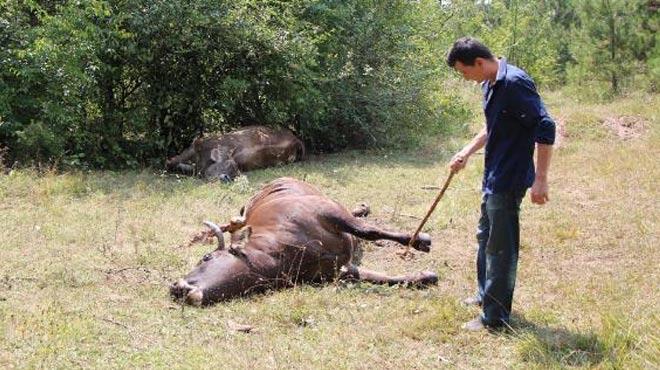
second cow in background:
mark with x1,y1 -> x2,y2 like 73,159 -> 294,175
166,126 -> 305,182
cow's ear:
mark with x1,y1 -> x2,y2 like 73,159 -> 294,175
231,225 -> 252,246
242,226 -> 252,240
210,148 -> 222,163
211,149 -> 220,163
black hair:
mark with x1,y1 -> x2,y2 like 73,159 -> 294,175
446,37 -> 494,67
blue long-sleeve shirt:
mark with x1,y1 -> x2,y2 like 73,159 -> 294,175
481,59 -> 555,194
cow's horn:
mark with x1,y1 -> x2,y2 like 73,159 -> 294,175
203,221 -> 225,250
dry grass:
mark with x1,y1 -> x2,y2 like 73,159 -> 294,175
1,90 -> 658,369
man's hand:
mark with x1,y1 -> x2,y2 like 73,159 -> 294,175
449,151 -> 469,173
449,127 -> 487,174
530,176 -> 549,205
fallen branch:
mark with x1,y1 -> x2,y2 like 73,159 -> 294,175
177,229 -> 215,249
398,213 -> 422,220
227,320 -> 255,333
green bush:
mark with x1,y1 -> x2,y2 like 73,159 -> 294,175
1,0 -> 464,167
0,0 -> 656,168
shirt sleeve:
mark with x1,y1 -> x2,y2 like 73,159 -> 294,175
505,77 -> 556,145
536,116 -> 556,145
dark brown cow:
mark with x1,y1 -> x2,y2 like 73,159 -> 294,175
170,177 -> 438,306
166,126 -> 305,182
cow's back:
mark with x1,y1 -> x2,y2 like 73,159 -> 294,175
243,177 -> 322,218
224,126 -> 304,171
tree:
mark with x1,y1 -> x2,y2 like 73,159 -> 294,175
574,0 -> 652,94
1,0 -> 458,166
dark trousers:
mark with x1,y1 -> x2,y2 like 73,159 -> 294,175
475,191 -> 525,327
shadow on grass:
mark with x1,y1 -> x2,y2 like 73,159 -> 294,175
506,313 -> 636,368
4,147 -> 452,200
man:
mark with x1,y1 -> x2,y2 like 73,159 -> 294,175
446,37 -> 555,331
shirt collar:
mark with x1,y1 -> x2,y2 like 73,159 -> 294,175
494,57 -> 507,83
482,57 -> 507,90
481,58 -> 507,108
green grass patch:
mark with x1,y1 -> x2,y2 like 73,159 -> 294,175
1,89 -> 658,368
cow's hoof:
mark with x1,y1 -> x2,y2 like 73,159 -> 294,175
418,271 -> 439,285
412,271 -> 439,287
412,232 -> 432,252
228,216 -> 246,232
351,203 -> 370,218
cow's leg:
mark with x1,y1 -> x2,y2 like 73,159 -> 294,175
294,139 -> 306,162
339,264 -> 438,286
174,163 -> 195,175
325,214 -> 431,252
166,145 -> 196,172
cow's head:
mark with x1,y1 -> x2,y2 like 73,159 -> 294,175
204,148 -> 240,182
170,225 -> 254,305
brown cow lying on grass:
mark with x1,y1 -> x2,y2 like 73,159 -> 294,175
166,126 -> 305,182
170,177 -> 438,305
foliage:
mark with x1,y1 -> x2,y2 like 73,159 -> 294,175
569,0 -> 659,94
0,0 -> 462,167
440,0 -> 562,86
0,0 -> 657,168
296,0 -> 454,150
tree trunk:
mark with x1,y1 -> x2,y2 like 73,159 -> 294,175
606,0 -> 619,94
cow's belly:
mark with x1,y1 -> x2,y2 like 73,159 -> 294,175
286,232 -> 353,282
247,228 -> 352,284
251,223 -> 352,264
245,199 -> 354,282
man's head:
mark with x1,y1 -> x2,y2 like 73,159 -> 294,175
446,37 -> 497,83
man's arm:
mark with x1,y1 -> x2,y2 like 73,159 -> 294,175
449,126 -> 487,173
505,78 -> 555,205
530,143 -> 552,204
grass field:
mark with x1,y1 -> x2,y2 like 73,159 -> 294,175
1,90 -> 658,369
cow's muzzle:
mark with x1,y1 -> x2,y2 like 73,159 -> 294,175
170,279 -> 204,306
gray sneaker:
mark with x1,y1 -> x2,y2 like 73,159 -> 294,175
461,296 -> 482,307
461,317 -> 486,331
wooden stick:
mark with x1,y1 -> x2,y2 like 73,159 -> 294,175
401,170 -> 456,258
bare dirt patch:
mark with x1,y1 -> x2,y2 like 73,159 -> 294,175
554,116 -> 568,148
602,115 -> 649,140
